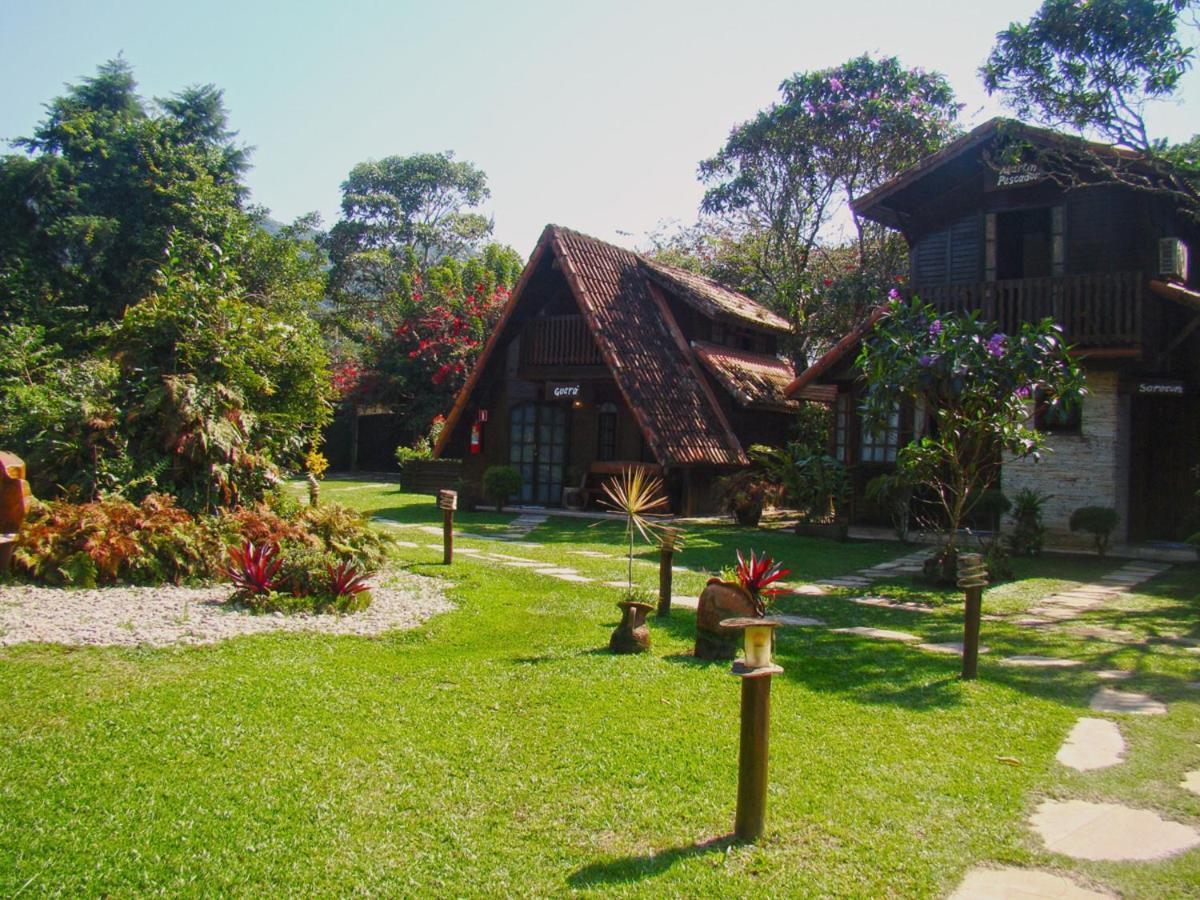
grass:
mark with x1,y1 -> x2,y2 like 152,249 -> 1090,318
0,479 -> 1197,896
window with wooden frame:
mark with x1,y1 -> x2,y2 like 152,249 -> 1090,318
834,391 -> 853,463
860,401 -> 901,463
597,403 -> 618,461
1034,388 -> 1081,434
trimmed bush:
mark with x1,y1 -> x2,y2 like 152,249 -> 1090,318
482,466 -> 523,511
1070,505 -> 1119,557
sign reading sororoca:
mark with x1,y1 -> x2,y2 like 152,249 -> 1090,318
1136,380 -> 1185,396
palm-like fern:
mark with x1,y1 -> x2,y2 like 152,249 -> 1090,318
598,467 -> 671,593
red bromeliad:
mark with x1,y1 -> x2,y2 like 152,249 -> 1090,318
224,541 -> 282,595
735,549 -> 791,614
326,560 -> 371,597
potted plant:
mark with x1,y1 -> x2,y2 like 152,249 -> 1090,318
695,549 -> 790,659
714,469 -> 776,527
599,467 -> 670,653
562,466 -> 585,511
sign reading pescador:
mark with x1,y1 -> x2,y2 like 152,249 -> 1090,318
988,162 -> 1044,190
546,382 -> 581,400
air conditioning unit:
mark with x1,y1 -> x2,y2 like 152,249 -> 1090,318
1158,237 -> 1189,281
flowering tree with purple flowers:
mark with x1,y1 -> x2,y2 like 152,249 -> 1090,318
857,298 -> 1085,559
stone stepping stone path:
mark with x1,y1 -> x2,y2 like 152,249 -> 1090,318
570,550 -> 610,558
774,549 -> 929,596
1183,771 -> 1200,796
918,641 -> 989,656
1094,669 -> 1133,681
1056,718 -> 1125,772
1000,655 -> 1084,668
832,625 -> 921,643
949,866 -> 1113,899
533,567 -> 591,583
1030,799 -> 1200,861
1089,687 -> 1166,715
669,594 -> 698,609
1019,562 -> 1170,626
497,513 -> 548,541
1068,625 -> 1144,645
851,596 -> 934,614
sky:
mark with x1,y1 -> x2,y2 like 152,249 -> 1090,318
2,0 -> 1198,254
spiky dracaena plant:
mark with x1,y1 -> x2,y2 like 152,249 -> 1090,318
598,467 -> 671,593
735,549 -> 792,616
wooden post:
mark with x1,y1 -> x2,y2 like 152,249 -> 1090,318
956,552 -> 988,681
735,672 -> 773,841
437,490 -> 457,565
657,528 -> 677,618
723,618 -> 783,843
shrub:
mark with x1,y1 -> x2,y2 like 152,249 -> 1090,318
300,503 -> 391,570
482,466 -> 523,511
1008,489 -> 1049,557
13,494 -> 223,586
1070,506 -> 1119,557
973,490 -> 1012,531
865,471 -> 916,541
750,443 -> 850,523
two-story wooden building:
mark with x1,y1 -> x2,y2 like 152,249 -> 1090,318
787,118 -> 1200,547
435,225 -> 811,513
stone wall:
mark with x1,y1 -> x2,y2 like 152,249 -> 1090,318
1002,369 -> 1129,549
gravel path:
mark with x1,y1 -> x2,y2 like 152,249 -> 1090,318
0,570 -> 454,647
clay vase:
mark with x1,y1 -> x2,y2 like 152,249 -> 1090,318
695,578 -> 759,660
610,600 -> 654,654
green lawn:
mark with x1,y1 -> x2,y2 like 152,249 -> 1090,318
1,480 -> 1198,897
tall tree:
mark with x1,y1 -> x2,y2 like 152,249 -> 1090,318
696,55 -> 960,360
981,0 -> 1197,151
327,151 -> 493,316
0,58 -> 252,340
0,60 -> 333,506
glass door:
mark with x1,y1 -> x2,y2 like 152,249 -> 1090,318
509,403 -> 568,504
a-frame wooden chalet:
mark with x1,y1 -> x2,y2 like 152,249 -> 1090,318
435,225 -> 816,514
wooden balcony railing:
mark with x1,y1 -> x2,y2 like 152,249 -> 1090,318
917,271 -> 1144,346
520,315 -> 604,367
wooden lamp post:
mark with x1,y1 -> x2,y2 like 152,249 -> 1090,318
723,617 -> 783,842
437,489 -> 457,565
956,552 -> 988,680
657,527 -> 679,618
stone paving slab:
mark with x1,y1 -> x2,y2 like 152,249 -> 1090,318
832,626 -> 921,643
1056,718 -> 1125,771
918,641 -> 989,655
1031,799 -> 1200,861
392,540 -> 420,548
1068,625 -> 1145,644
1089,687 -> 1166,715
1000,655 -> 1084,668
569,550 -> 610,558
670,595 -> 699,609
767,614 -> 826,627
949,865 -> 1113,899
1094,669 -> 1133,681
786,584 -> 827,596
1183,771 -> 1200,796
851,597 -> 935,614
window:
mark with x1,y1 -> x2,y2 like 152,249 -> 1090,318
1034,388 -> 1081,434
834,392 -> 852,463
861,402 -> 900,463
597,403 -> 618,461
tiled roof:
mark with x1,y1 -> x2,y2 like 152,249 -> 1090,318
692,342 -> 799,412
784,307 -> 887,397
640,258 -> 792,333
550,228 -> 747,466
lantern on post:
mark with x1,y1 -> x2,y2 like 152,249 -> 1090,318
956,552 -> 988,680
437,489 -> 458,565
722,617 -> 783,842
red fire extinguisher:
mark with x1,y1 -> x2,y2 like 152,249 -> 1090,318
470,421 -> 482,454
